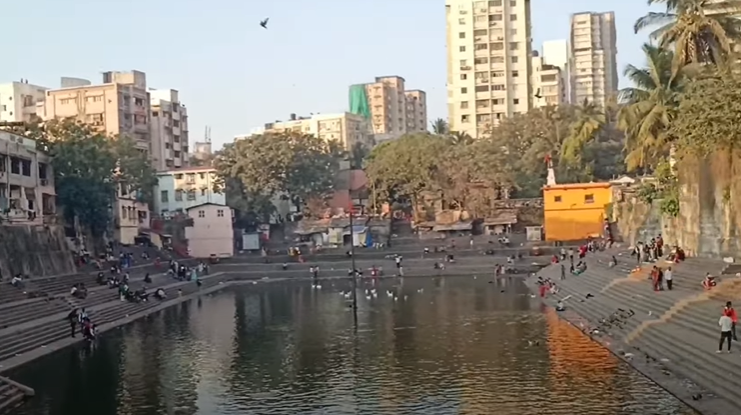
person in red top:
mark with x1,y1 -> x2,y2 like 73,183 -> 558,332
725,301 -> 738,340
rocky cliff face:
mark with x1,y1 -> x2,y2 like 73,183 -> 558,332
0,225 -> 76,280
615,153 -> 741,258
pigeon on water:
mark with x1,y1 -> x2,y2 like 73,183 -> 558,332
260,18 -> 269,29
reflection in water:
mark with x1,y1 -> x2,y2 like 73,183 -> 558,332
12,277 -> 697,415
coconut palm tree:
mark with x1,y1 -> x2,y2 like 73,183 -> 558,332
559,99 -> 605,166
635,0 -> 741,73
617,43 -> 683,171
449,131 -> 474,146
430,118 -> 449,135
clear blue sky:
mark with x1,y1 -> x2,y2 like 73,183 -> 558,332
2,0 -> 656,149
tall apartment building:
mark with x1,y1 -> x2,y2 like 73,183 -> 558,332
445,0 -> 533,138
531,52 -> 566,107
569,12 -> 618,108
150,89 -> 189,171
348,76 -> 427,141
259,112 -> 373,150
0,81 -> 48,123
41,70 -> 152,156
154,167 -> 225,216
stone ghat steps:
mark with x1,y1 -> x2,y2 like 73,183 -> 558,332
0,276 -> 225,365
635,322 -> 741,410
0,287 -> 28,304
0,380 -> 26,414
0,298 -> 70,331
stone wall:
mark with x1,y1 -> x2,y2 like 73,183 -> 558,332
614,153 -> 741,258
0,225 -> 76,280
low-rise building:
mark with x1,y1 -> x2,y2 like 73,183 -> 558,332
0,80 -> 49,123
542,182 -> 612,241
0,130 -> 55,224
154,167 -> 225,216
261,112 -> 373,150
113,183 -> 149,244
184,203 -> 234,258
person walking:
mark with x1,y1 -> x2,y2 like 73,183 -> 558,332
725,301 -> 738,341
719,312 -> 734,353
665,267 -> 673,290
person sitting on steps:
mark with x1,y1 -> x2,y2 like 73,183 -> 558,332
703,273 -> 717,290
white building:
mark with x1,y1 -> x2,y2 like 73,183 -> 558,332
569,12 -> 618,107
150,89 -> 189,171
542,40 -> 570,103
185,203 -> 234,258
445,0 -> 533,138
531,52 -> 566,108
154,167 -> 225,216
113,183 -> 149,245
260,112 -> 373,149
0,81 -> 49,123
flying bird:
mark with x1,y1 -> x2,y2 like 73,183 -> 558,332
260,18 -> 269,29
534,88 -> 542,99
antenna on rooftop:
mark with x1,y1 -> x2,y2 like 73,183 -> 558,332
204,125 -> 211,143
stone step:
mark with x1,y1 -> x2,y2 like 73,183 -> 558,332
0,299 -> 69,331
636,323 -> 741,410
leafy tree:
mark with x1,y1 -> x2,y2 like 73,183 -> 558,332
23,118 -> 154,238
349,142 -> 369,169
214,131 -> 343,218
430,118 -> 449,135
635,0 -> 741,73
448,131 -> 474,146
560,99 -> 606,167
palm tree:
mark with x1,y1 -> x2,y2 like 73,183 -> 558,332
559,99 -> 605,166
449,131 -> 474,146
431,118 -> 449,135
617,44 -> 683,171
634,0 -> 741,73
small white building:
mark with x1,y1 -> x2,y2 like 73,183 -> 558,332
184,203 -> 234,258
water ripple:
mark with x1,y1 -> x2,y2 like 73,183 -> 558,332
12,278 -> 697,415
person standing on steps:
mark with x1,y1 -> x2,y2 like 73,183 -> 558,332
66,308 -> 78,338
664,267 -> 673,290
725,301 -> 738,341
719,312 -> 734,353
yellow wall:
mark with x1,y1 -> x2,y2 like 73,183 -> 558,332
543,184 -> 611,241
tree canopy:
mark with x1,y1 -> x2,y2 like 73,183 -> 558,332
20,118 -> 155,237
214,132 -> 344,220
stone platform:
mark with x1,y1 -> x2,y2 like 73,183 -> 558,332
527,249 -> 741,415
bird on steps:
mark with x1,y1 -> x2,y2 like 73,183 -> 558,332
260,18 -> 269,29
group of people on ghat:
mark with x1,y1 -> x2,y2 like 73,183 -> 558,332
66,307 -> 96,342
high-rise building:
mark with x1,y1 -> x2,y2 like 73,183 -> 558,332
150,88 -> 189,171
348,76 -> 428,141
531,52 -> 566,108
445,0 -> 533,138
569,12 -> 618,107
42,70 -> 152,156
0,81 -> 49,123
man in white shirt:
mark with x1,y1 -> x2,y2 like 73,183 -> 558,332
719,314 -> 734,353
665,267 -> 673,290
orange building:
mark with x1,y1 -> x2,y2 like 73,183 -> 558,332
543,182 -> 612,241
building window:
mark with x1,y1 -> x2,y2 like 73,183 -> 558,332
459,18 -> 465,24
510,0 -> 516,6
584,194 -> 595,204
459,32 -> 466,39
461,115 -> 470,123
198,210 -> 205,218
217,209 -> 224,217
510,14 -> 517,21
554,196 -> 562,202
513,98 -> 519,104
459,46 -> 466,52
461,101 -> 469,109
511,56 -> 519,63
152,111 -> 159,117
175,190 -> 183,201
160,190 -> 168,202
461,74 -> 468,80
512,71 -> 519,77
175,174 -> 183,179
461,87 -> 468,94
509,42 -> 519,50
201,188 -> 207,196
187,190 -> 196,201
